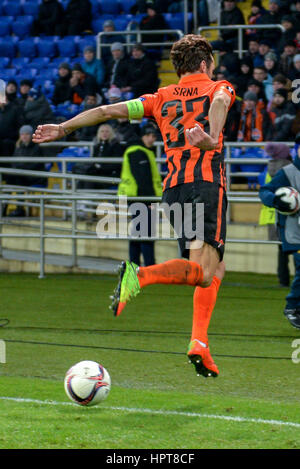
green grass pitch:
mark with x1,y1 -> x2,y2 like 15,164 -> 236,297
0,271 -> 300,449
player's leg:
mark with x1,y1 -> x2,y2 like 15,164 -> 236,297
284,251 -> 300,329
187,256 -> 225,378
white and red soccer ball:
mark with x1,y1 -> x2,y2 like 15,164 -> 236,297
275,187 -> 300,215
64,360 -> 111,406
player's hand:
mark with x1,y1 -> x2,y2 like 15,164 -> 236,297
186,124 -> 218,151
32,124 -> 65,143
273,194 -> 293,213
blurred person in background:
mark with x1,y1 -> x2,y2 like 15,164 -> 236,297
118,124 -> 162,267
75,93 -> 102,141
62,0 -> 92,36
269,88 -> 296,141
82,46 -> 105,90
70,63 -> 98,105
24,87 -> 55,130
259,134 -> 300,329
0,99 -> 24,156
124,44 -> 159,97
104,43 -> 129,93
259,142 -> 293,287
237,90 -> 272,142
52,62 -> 72,106
32,0 -> 65,36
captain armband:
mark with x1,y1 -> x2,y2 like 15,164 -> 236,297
126,99 -> 145,120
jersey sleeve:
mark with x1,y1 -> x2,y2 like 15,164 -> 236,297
138,92 -> 161,118
213,80 -> 236,109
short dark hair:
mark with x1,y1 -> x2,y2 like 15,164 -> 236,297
170,34 -> 213,77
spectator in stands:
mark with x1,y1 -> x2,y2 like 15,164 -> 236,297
258,0 -> 284,46
211,0 -> 245,50
52,62 -> 72,106
5,80 -> 19,105
9,125 -> 45,188
252,65 -> 275,101
235,57 -> 253,96
24,88 -> 55,131
237,91 -> 272,142
245,38 -> 260,65
223,77 -> 242,141
247,77 -> 267,103
269,88 -> 297,141
100,20 -> 125,65
111,118 -> 141,146
218,42 -> 240,75
106,86 -> 123,104
104,43 -> 129,92
32,0 -> 65,36
75,94 -> 102,141
82,46 -> 105,89
253,39 -> 272,68
139,2 -> 168,46
18,79 -> 33,109
62,0 -> 92,36
131,0 -> 171,14
118,124 -> 162,267
70,63 -> 98,105
264,51 -> 279,78
0,100 -> 24,156
289,53 -> 300,80
293,0 -> 300,25
75,124 -> 123,190
247,0 -> 266,35
277,16 -> 298,54
278,40 -> 298,75
124,44 -> 159,98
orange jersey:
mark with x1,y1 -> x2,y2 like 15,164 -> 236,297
139,73 -> 235,191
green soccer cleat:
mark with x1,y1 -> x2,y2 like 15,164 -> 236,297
110,261 -> 141,317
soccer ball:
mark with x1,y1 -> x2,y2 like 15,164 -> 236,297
64,360 -> 111,406
275,186 -> 300,215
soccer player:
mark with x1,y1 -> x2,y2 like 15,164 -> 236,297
33,35 -> 235,378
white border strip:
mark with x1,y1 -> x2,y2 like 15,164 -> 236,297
1,396 -> 300,429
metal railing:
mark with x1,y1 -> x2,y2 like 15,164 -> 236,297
0,191 -> 280,279
96,29 -> 184,59
198,24 -> 285,59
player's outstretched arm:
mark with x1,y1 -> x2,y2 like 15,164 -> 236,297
185,90 -> 231,151
32,102 -> 129,143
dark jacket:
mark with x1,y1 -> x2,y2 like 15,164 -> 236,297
270,101 -> 297,141
70,73 -> 98,104
259,155 -> 300,252
35,0 -> 65,35
24,95 -> 55,129
127,55 -> 159,97
139,12 -> 168,44
220,6 -> 245,41
258,11 -> 283,45
0,102 -> 24,141
105,57 -> 130,89
12,141 -> 45,186
65,0 -> 91,30
91,139 -> 123,178
52,72 -> 72,105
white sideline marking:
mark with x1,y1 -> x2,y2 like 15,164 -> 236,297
1,395 -> 300,429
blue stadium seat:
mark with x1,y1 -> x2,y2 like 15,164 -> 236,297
119,0 -> 135,13
90,0 -> 100,15
0,56 -> 10,68
49,57 -> 71,68
114,18 -> 128,31
92,18 -> 106,33
163,13 -> 184,31
22,1 -> 40,17
18,38 -> 37,58
2,1 -> 22,17
36,69 -> 57,82
30,57 -> 51,70
18,68 -> 39,81
57,37 -> 78,58
77,36 -> 97,54
99,0 -> 120,15
11,57 -> 30,70
0,17 -> 11,36
0,37 -> 17,58
36,38 -> 57,58
11,16 -> 34,39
